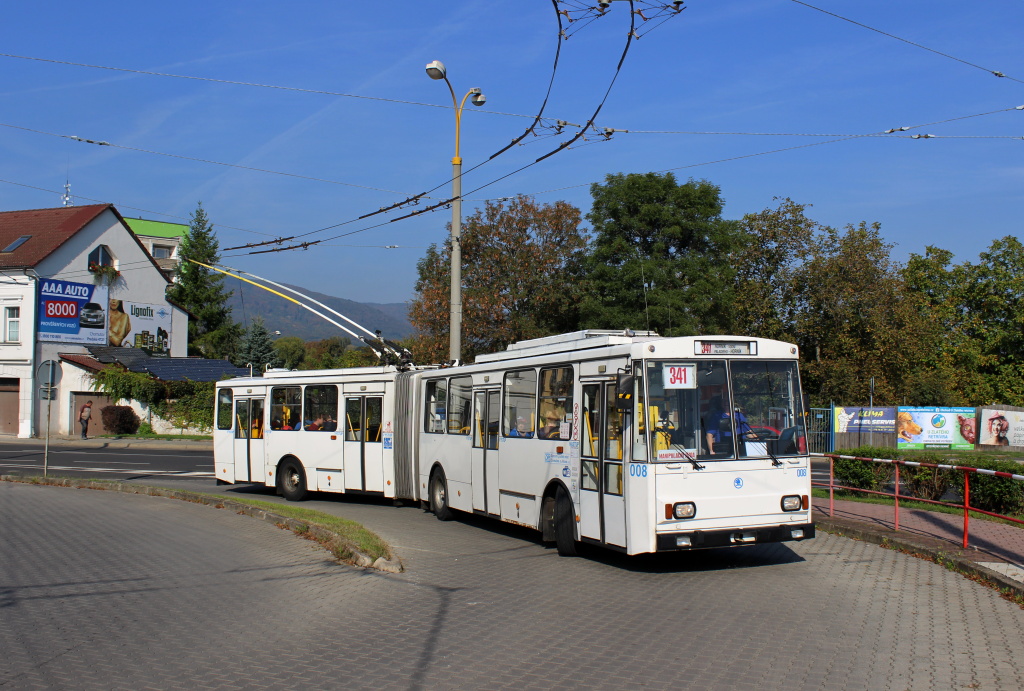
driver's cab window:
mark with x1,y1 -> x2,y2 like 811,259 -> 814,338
645,360 -> 736,460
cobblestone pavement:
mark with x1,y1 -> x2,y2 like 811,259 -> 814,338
3,481 -> 1024,690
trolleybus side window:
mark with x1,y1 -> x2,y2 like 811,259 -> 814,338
503,369 -> 536,437
303,385 -> 338,431
448,376 -> 472,435
581,384 -> 600,490
217,389 -> 233,430
538,366 -> 573,440
270,386 -> 301,431
424,379 -> 447,433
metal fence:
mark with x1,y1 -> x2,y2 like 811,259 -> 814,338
806,408 -> 832,454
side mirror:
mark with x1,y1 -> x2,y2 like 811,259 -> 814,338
615,372 -> 635,411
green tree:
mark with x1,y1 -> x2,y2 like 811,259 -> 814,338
167,202 -> 242,359
732,198 -> 817,341
301,336 -> 352,369
581,173 -> 738,336
272,336 -> 306,370
930,236 -> 1024,405
236,317 -> 279,371
795,222 -> 955,406
409,195 -> 588,363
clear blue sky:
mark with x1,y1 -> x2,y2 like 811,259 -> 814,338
1,1 -> 1021,304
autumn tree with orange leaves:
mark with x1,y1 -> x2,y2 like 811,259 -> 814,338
408,195 -> 588,363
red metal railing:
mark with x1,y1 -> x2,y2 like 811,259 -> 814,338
815,454 -> 1024,548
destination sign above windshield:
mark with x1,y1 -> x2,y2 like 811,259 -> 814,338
694,341 -> 757,356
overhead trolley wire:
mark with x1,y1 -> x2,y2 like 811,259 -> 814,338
788,0 -> 1024,85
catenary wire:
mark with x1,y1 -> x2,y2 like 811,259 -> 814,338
788,0 -> 1024,84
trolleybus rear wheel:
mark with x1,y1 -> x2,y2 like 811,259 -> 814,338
430,468 -> 454,521
554,486 -> 578,557
278,458 -> 308,502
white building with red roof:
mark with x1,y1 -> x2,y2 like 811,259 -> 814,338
0,204 -> 188,437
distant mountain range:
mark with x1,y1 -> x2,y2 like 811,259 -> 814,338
227,283 -> 413,342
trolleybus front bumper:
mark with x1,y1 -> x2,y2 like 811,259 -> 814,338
656,523 -> 815,551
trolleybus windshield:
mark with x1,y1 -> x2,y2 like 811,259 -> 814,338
644,359 -> 804,462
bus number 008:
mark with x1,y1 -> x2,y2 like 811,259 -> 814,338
629,464 -> 648,478
797,468 -> 808,477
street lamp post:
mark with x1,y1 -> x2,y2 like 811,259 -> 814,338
425,60 -> 486,364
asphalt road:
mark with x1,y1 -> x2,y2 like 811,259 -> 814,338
4,468 -> 1024,689
0,439 -> 211,480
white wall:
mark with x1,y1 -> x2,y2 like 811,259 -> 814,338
0,272 -> 39,436
3,206 -> 194,438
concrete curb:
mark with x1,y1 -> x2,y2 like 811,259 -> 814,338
0,475 -> 403,574
815,514 -> 1024,602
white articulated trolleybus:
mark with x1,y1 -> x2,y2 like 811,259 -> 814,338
214,330 -> 815,556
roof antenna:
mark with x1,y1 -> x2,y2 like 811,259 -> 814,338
61,177 -> 73,207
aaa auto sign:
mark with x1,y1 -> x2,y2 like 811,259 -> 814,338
37,278 -> 109,345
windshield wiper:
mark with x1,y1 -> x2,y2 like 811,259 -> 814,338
671,445 -> 705,471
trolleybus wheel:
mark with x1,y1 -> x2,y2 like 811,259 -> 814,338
554,486 -> 578,557
429,468 -> 454,521
278,458 -> 308,502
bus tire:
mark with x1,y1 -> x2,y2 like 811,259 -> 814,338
278,458 -> 308,502
429,468 -> 454,521
554,486 -> 577,557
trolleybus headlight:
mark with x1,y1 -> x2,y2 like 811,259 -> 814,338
781,495 -> 802,512
672,502 -> 696,519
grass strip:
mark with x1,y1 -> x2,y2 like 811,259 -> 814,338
207,494 -> 391,562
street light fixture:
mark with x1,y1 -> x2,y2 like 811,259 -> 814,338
425,59 -> 486,364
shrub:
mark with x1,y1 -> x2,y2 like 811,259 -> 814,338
899,452 -> 958,502
832,446 -> 895,492
137,421 -> 154,435
100,405 -> 141,435
951,458 -> 1024,516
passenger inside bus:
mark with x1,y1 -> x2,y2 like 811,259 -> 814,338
538,414 -> 561,439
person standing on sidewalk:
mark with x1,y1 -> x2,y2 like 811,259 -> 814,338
78,400 -> 93,440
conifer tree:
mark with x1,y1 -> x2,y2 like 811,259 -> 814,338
167,203 -> 242,359
237,317 -> 280,371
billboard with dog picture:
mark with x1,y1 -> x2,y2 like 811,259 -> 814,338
896,406 -> 976,449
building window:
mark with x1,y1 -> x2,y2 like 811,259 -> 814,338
88,245 -> 115,268
4,306 -> 20,342
151,244 -> 173,259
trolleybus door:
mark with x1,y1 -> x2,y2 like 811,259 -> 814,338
343,396 -> 384,492
232,398 -> 265,482
579,382 -> 626,547
471,388 -> 500,514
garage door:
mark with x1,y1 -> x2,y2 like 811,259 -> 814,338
71,393 -> 117,437
0,378 -> 19,435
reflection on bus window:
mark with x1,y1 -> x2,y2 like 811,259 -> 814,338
345,398 -> 362,441
366,398 -> 383,443
538,366 -> 573,440
303,385 -> 338,431
448,377 -> 472,435
503,369 -> 536,437
217,389 -> 233,431
731,360 -> 805,457
424,379 -> 447,433
234,400 -> 249,440
581,384 -> 600,491
269,387 -> 301,431
645,360 -> 735,461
